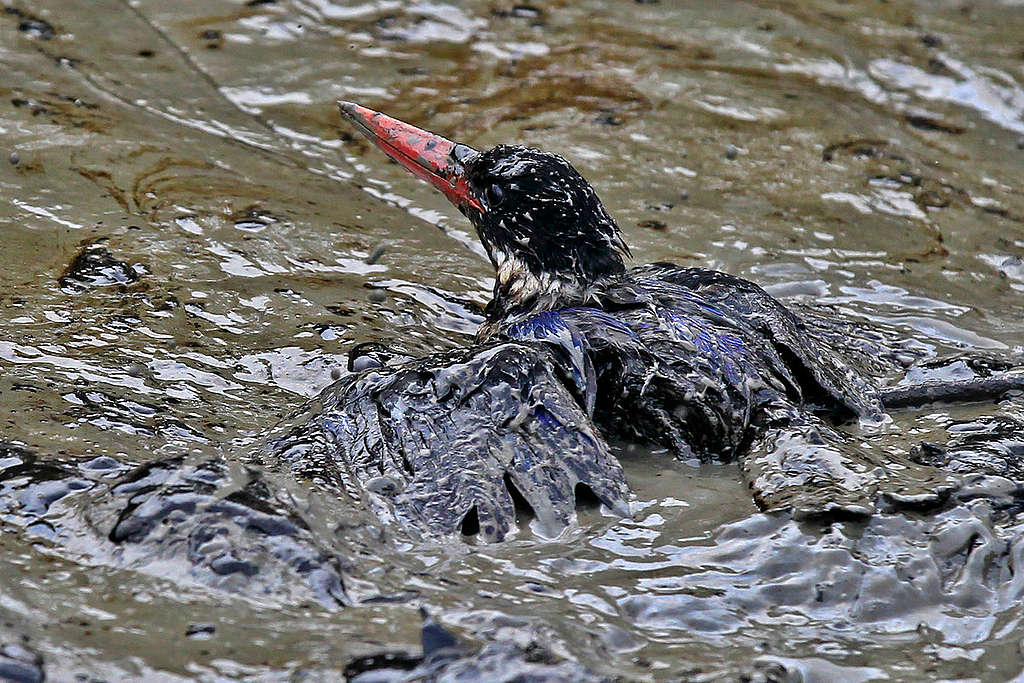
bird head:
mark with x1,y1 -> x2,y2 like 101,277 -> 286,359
339,102 -> 629,319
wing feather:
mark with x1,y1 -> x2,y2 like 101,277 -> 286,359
634,263 -> 884,418
268,342 -> 632,542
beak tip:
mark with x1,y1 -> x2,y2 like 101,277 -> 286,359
337,100 -> 359,119
338,101 -> 377,141
334,103 -> 483,213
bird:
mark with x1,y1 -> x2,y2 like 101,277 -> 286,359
268,102 -> 1024,543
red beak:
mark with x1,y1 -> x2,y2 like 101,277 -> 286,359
338,102 -> 484,213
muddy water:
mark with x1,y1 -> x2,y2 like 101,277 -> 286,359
2,0 -> 1024,680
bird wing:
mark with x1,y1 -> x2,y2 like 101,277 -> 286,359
509,305 -> 771,459
631,263 -> 884,418
268,342 -> 632,542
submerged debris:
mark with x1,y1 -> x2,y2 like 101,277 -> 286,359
58,242 -> 140,293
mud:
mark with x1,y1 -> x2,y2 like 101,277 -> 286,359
3,0 -> 1024,680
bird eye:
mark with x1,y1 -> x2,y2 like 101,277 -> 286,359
487,184 -> 505,206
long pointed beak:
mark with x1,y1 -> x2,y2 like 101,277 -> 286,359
338,101 -> 484,213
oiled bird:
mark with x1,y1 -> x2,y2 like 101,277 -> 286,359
270,103 -> 1024,542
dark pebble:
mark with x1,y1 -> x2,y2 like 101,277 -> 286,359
326,304 -> 354,317
1017,136 -> 1024,150
920,34 -> 943,47
9,151 -> 19,165
364,243 -> 387,265
512,5 -> 542,19
330,367 -> 343,381
368,289 -> 387,303
185,623 -> 216,639
126,363 -> 149,378
725,145 -> 739,160
637,220 -> 668,231
905,112 -> 965,134
18,18 -> 54,40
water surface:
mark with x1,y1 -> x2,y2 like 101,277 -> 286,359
2,0 -> 1024,679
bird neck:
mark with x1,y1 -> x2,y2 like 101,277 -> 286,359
476,247 -> 615,340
